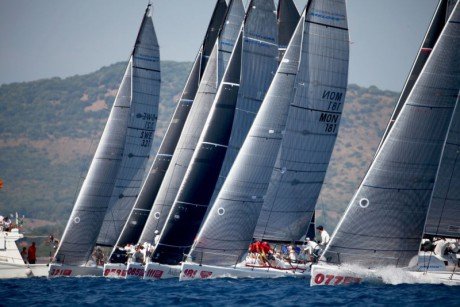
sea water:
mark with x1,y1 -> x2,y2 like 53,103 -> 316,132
1,277 -> 458,306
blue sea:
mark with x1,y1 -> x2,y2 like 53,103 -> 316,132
1,277 -> 458,306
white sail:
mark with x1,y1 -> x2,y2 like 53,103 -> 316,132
323,2 -> 460,268
96,8 -> 161,247
138,0 -> 245,244
189,0 -> 349,266
254,0 -> 349,242
54,5 -> 160,265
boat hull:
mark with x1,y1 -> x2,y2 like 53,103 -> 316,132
310,261 -> 460,286
48,263 -> 103,277
126,262 -> 144,279
0,262 -> 42,279
103,263 -> 127,278
143,262 -> 181,280
179,262 -> 310,281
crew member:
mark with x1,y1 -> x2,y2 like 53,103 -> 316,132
316,225 -> 330,247
133,245 -> 144,264
303,237 -> 321,263
27,242 -> 37,264
154,230 -> 160,246
92,247 -> 104,266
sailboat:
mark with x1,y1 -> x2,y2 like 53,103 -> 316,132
49,3 -> 161,278
144,0 -> 279,280
310,1 -> 460,286
180,0 -> 350,280
103,0 -> 228,279
125,0 -> 245,280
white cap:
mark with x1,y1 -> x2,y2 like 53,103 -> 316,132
154,230 -> 159,234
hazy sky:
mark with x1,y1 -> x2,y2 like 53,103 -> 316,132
0,0 -> 438,91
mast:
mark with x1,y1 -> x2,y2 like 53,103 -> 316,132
153,0 -> 279,265
54,4 -> 161,265
138,0 -> 245,244
323,2 -> 460,268
109,0 -> 228,254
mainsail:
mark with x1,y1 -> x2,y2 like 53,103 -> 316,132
153,0 -> 279,265
54,4 -> 160,265
323,2 -> 460,268
138,0 -> 245,244
376,0 -> 457,153
254,0 -> 349,243
111,0 -> 228,251
189,0 -> 349,266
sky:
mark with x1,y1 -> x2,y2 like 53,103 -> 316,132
0,0 -> 438,91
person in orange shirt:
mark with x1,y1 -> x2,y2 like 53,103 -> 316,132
27,242 -> 37,264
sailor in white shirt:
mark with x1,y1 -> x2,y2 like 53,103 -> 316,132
303,237 -> 321,262
316,225 -> 330,247
154,230 -> 160,246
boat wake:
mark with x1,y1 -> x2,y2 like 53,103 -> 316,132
336,263 -> 453,286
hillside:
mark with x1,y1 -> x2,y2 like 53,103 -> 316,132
0,61 -> 398,239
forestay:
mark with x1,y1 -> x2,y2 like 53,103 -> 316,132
323,3 -> 460,268
138,0 -> 245,244
254,0 -> 349,243
189,6 -> 305,267
154,0 -> 278,265
55,5 -> 160,265
112,0 -> 228,251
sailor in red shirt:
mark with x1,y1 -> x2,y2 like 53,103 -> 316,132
260,241 -> 271,255
28,242 -> 37,264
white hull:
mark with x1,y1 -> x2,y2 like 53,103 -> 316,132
143,262 -> 181,280
126,262 -> 144,279
48,263 -> 103,278
311,262 -> 460,286
180,262 -> 310,281
103,263 -> 127,278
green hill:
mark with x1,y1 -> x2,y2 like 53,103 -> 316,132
0,61 -> 398,239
